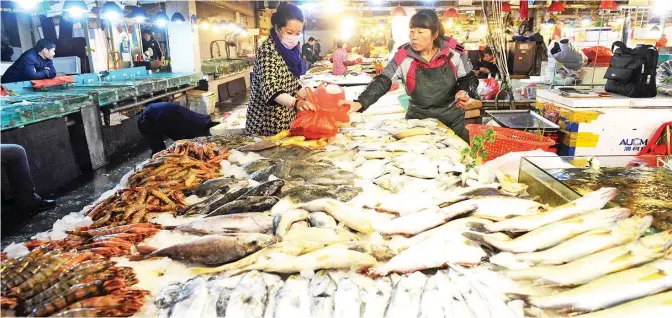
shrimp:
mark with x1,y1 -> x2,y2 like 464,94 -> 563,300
52,307 -> 129,317
22,265 -> 116,309
64,289 -> 148,311
27,278 -> 125,317
10,252 -> 93,298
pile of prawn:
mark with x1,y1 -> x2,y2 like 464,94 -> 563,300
86,187 -> 186,228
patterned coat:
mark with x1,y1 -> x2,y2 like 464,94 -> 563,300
245,36 -> 301,136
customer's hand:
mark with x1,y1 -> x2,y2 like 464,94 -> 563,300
455,90 -> 469,109
296,100 -> 316,112
339,100 -> 362,114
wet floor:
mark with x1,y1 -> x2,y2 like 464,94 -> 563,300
1,93 -> 249,247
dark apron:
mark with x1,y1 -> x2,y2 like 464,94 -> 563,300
405,59 -> 469,142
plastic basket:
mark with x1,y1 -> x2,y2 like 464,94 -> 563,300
466,124 -> 556,161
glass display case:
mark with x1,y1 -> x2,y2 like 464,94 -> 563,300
520,155 -> 672,230
201,58 -> 252,76
1,94 -> 94,129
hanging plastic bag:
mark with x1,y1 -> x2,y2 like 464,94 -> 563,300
313,82 -> 349,122
290,86 -> 339,139
480,77 -> 499,100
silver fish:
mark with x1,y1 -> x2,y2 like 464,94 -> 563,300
448,264 -> 520,318
155,282 -> 183,318
273,209 -> 309,238
514,216 -> 652,265
334,278 -> 362,318
300,198 -> 376,233
418,273 -> 447,318
263,274 -> 284,318
309,270 -> 336,318
384,272 -> 427,318
243,247 -> 377,274
213,274 -> 243,317
170,276 -> 209,318
225,271 -> 268,318
372,232 -> 485,277
484,188 -> 617,233
465,208 -> 631,253
529,251 -> 672,313
447,270 -> 491,318
308,212 -> 338,228
506,229 -> 672,286
273,275 -> 311,318
446,196 -> 545,221
174,213 -> 273,235
362,277 -> 393,318
376,203 -> 477,236
572,291 -> 672,318
387,217 -> 494,252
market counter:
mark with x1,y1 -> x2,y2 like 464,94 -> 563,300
535,89 -> 672,156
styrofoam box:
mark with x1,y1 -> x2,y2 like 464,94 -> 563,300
630,96 -> 672,108
538,101 -> 672,156
537,89 -> 631,108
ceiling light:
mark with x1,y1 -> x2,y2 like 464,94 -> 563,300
100,2 -> 123,21
581,17 -> 591,27
391,6 -> 407,17
63,0 -> 88,18
171,12 -> 185,24
130,6 -> 148,23
15,0 -> 40,10
200,21 -> 210,30
153,10 -> 169,27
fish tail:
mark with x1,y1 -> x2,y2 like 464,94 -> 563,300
467,223 -> 488,233
505,292 -> 530,302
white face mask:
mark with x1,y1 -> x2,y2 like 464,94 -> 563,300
278,27 -> 300,49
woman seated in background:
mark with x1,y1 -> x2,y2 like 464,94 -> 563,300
331,40 -> 358,76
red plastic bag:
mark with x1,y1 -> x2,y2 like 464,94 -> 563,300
480,78 -> 499,100
582,46 -> 613,66
31,76 -> 75,88
314,82 -> 349,122
290,85 -> 340,139
290,109 -> 339,139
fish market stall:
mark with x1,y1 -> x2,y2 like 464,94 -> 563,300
535,89 -> 672,156
3,114 -> 672,317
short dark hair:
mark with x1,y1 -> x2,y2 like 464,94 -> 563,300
308,37 -> 315,42
483,47 -> 493,56
35,39 -> 55,52
409,9 -> 445,48
336,40 -> 344,48
142,30 -> 152,35
271,2 -> 304,28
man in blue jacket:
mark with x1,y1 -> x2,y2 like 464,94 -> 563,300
1,39 -> 57,84
137,102 -> 220,156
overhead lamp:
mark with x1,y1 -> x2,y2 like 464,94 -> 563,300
100,2 -> 123,21
63,0 -> 88,18
599,0 -> 618,10
14,0 -> 40,10
200,21 -> 210,30
443,8 -> 458,18
547,1 -> 565,13
153,10 -> 169,27
651,25 -> 661,32
649,17 -> 661,24
171,12 -> 185,24
501,2 -> 511,12
391,6 -> 407,17
130,6 -> 149,23
220,20 -> 229,30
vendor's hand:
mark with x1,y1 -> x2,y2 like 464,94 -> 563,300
297,87 -> 308,99
339,100 -> 362,114
296,100 -> 317,112
455,90 -> 469,109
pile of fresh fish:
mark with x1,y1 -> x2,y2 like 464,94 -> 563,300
156,267 -> 523,318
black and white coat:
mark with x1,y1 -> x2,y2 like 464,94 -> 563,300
245,36 -> 302,136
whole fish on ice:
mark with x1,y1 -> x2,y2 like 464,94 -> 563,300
444,196 -> 545,221
174,213 -> 273,235
506,229 -> 672,286
384,272 -> 427,318
225,270 -> 268,318
572,291 -> 672,318
273,275 -> 311,318
334,278 -> 362,318
155,282 -> 183,318
514,215 -> 652,265
272,209 -> 309,238
241,247 -> 377,274
309,270 -> 336,318
465,208 -> 631,253
263,274 -> 284,318
376,203 -> 477,236
484,188 -> 617,233
170,276 -> 209,318
300,198 -> 375,234
362,277 -> 393,318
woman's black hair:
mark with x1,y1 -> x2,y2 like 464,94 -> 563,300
409,9 -> 445,48
271,2 -> 304,28
336,40 -> 344,48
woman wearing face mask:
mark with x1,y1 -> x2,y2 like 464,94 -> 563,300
245,3 -> 316,136
339,9 -> 478,141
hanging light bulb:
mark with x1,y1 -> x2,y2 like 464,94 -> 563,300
100,2 -> 123,21
171,12 -> 186,24
63,0 -> 88,18
153,10 -> 169,27
130,6 -> 149,23
14,0 -> 40,10
200,21 -> 210,30
582,17 -> 592,27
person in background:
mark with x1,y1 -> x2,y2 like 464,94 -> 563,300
314,39 -> 322,57
1,39 -> 56,84
142,30 -> 162,61
656,34 -> 668,49
332,40 -> 358,75
339,9 -> 478,142
0,144 -> 56,213
473,47 -> 499,79
359,38 -> 372,58
302,36 -> 318,67
1,35 -> 13,62
245,2 -> 316,137
137,102 -> 219,156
